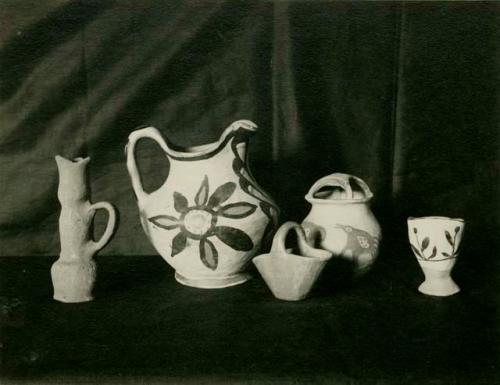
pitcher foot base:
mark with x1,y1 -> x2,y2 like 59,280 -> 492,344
175,272 -> 252,289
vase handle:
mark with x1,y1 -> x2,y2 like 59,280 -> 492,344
89,201 -> 117,253
126,126 -> 170,202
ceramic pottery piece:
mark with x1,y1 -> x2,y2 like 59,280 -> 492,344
126,120 -> 279,289
302,173 -> 381,276
253,222 -> 331,301
408,216 -> 464,297
51,156 -> 118,303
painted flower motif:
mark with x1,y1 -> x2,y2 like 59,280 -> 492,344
148,176 -> 256,271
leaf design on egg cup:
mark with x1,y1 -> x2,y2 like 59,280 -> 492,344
411,226 -> 462,262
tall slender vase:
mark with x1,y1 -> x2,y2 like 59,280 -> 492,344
51,156 -> 117,303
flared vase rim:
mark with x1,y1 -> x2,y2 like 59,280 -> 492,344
55,155 -> 90,164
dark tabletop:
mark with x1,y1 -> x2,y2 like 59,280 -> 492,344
1,240 -> 499,385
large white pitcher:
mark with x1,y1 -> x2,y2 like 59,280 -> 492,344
126,120 -> 278,288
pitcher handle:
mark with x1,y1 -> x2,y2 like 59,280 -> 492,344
89,201 -> 117,253
126,126 -> 170,202
271,222 -> 330,260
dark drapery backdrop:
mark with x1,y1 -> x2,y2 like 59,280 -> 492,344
0,1 -> 498,261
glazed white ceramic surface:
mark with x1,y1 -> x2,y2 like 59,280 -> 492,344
302,173 -> 381,276
51,156 -> 117,303
407,216 -> 465,297
253,222 -> 331,301
126,120 -> 278,289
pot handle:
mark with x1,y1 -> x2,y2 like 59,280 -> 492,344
348,175 -> 373,199
125,127 -> 170,202
305,173 -> 373,200
271,222 -> 331,260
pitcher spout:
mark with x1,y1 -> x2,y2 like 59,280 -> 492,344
162,119 -> 258,160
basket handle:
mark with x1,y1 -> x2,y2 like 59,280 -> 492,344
271,222 -> 331,260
